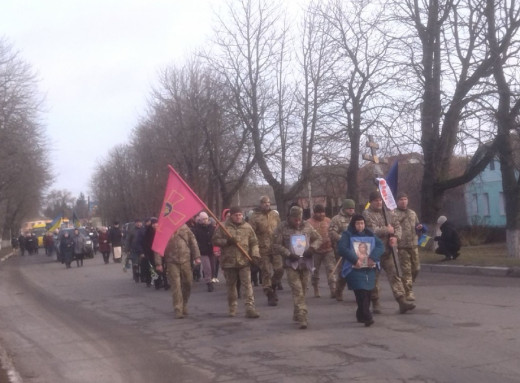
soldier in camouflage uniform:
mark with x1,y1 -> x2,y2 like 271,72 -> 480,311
395,192 -> 422,301
329,199 -> 356,301
248,196 -> 282,306
212,206 -> 261,318
155,224 -> 201,319
306,204 -> 336,298
272,206 -> 322,329
362,191 -> 415,314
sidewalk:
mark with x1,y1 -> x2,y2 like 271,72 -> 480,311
422,262 -> 520,278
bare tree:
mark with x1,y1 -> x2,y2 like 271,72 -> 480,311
0,38 -> 51,238
313,0 -> 404,202
394,0 -> 515,223
484,0 -> 520,257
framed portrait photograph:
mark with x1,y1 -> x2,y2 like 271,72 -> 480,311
350,236 -> 375,268
290,234 -> 308,257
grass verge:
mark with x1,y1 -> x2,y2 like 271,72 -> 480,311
420,242 -> 520,268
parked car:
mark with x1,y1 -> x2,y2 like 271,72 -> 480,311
56,227 -> 94,259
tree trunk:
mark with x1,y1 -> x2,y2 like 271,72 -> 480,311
506,229 -> 520,258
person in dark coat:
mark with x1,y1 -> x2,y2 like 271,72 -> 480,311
18,233 -> 26,256
98,227 -> 111,264
337,214 -> 384,327
434,216 -> 461,261
192,212 -> 217,292
108,221 -> 123,263
60,231 -> 74,269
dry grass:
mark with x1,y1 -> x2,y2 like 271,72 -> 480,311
420,242 -> 520,267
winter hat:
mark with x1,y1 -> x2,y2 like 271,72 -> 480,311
229,206 -> 242,215
369,191 -> 382,202
313,204 -> 325,213
342,199 -> 356,209
289,206 -> 303,218
437,216 -> 447,225
150,217 -> 158,224
396,192 -> 408,199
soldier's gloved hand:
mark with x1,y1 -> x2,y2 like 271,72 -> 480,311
302,249 -> 314,259
288,253 -> 300,262
227,237 -> 238,246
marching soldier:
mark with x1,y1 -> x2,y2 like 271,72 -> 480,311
249,196 -> 282,306
395,192 -> 422,301
363,191 -> 415,314
272,206 -> 321,329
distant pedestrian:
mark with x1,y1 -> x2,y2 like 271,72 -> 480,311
98,227 -> 111,264
60,231 -> 74,269
73,228 -> 86,267
109,221 -> 123,263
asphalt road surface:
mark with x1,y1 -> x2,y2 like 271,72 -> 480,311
1,252 -> 519,383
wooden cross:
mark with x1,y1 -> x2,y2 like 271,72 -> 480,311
362,135 -> 387,165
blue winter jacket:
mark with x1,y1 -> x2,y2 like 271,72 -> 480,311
337,227 -> 384,291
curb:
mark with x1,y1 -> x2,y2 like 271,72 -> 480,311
422,263 -> 520,278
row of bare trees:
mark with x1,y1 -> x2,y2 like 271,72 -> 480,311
91,0 -> 520,256
0,38 -> 51,239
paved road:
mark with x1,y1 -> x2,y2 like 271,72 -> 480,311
1,252 -> 519,383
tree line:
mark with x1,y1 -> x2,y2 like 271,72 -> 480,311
91,0 -> 520,256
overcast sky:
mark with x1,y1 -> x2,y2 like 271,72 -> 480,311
2,0 -> 219,199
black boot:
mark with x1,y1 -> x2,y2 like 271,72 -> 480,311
207,282 -> 214,292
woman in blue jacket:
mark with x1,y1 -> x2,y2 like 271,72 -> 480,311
338,214 -> 384,327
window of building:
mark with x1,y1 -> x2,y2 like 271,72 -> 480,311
471,194 -> 478,215
499,192 -> 505,216
482,193 -> 490,216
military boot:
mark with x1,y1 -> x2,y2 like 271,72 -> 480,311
299,317 -> 308,329
229,306 -> 237,317
313,284 -> 320,298
372,299 -> 382,314
267,288 -> 277,306
335,278 -> 347,301
245,307 -> 260,318
406,291 -> 416,301
271,284 -> 279,302
397,296 -> 416,314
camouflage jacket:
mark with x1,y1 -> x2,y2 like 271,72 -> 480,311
329,210 -> 353,249
306,217 -> 332,253
212,220 -> 260,269
155,224 -> 200,265
395,208 -> 419,248
272,221 -> 322,269
362,207 -> 402,249
248,208 -> 280,256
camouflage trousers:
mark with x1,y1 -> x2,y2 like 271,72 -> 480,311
371,250 -> 406,302
223,267 -> 255,314
286,267 -> 310,322
311,250 -> 336,293
260,253 -> 285,294
167,261 -> 193,317
398,247 -> 421,294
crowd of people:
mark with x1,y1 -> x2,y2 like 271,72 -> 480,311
15,192 -> 460,330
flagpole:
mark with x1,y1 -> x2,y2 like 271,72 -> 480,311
167,165 -> 253,262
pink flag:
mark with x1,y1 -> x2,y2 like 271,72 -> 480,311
152,165 -> 206,256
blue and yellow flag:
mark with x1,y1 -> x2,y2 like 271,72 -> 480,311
72,212 -> 81,228
48,214 -> 62,232
418,234 -> 432,247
